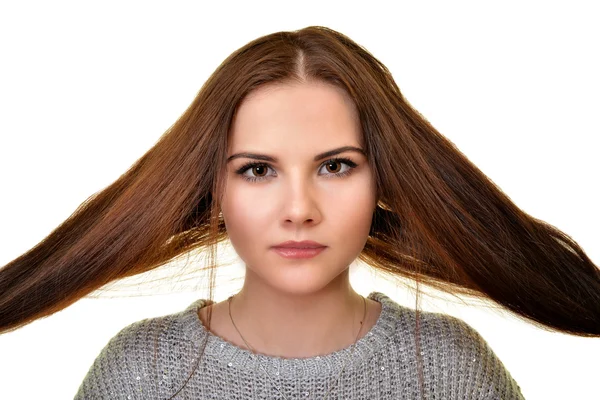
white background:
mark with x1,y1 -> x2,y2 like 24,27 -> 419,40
0,1 -> 598,399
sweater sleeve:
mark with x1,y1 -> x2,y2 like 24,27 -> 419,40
73,319 -> 158,400
443,315 -> 526,400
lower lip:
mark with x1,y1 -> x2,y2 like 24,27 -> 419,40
272,247 -> 326,259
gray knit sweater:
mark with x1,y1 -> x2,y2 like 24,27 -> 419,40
74,291 -> 525,399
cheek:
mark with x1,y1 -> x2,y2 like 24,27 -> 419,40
221,184 -> 274,257
329,181 -> 376,245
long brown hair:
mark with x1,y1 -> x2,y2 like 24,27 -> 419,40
1,25 -> 599,398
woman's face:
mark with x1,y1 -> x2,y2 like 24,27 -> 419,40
221,80 -> 377,295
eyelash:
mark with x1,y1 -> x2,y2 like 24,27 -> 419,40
235,157 -> 358,183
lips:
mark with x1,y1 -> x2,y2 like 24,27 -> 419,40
272,240 -> 326,249
271,246 -> 326,259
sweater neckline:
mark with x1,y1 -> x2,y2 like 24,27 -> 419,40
180,291 -> 399,378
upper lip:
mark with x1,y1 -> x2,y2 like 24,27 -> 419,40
273,240 -> 326,248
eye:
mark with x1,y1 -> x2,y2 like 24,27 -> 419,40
235,157 -> 358,183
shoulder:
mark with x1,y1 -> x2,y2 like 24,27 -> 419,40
74,299 -> 206,399
73,316 -> 170,399
385,298 -> 525,399
376,292 -> 486,351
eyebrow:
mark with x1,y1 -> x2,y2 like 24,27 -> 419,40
226,146 -> 366,163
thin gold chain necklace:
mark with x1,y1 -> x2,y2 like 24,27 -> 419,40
227,294 -> 367,400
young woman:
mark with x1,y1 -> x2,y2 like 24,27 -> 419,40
1,26 -> 598,399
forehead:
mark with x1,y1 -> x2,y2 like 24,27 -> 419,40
228,81 -> 362,152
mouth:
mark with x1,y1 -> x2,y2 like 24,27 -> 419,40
271,246 -> 327,259
272,240 -> 326,249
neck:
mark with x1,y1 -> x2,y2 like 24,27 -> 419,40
229,270 -> 367,359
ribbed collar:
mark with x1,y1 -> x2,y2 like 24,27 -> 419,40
179,291 -> 400,379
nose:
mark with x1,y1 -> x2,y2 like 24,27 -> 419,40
280,175 -> 322,228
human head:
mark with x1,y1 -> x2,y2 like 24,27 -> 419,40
221,79 -> 377,295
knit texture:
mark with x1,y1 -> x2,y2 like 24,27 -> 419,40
74,291 -> 525,399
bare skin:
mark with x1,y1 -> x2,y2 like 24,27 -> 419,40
198,294 -> 382,358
